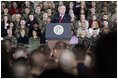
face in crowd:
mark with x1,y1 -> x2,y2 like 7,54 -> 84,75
29,15 -> 34,21
58,5 -> 66,15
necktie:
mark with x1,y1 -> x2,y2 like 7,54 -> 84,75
59,15 -> 63,23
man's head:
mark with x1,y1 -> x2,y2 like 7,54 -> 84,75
20,20 -> 26,26
13,48 -> 27,59
25,1 -> 30,6
72,44 -> 86,62
29,14 -> 34,21
59,49 -> 78,76
58,5 -> 66,15
47,9 -> 52,17
33,22 -> 39,28
90,7 -> 96,14
83,52 -> 95,68
12,57 -> 29,78
80,14 -> 85,21
103,6 -> 108,12
15,14 -> 21,20
4,15 -> 8,21
13,2 -> 17,8
103,14 -> 108,20
3,39 -> 12,51
92,14 -> 97,20
103,20 -> 108,27
7,29 -> 13,36
43,13 -> 48,20
25,7 -> 30,14
91,1 -> 96,7
35,6 -> 41,14
30,48 -> 47,68
52,41 -> 68,61
69,2 -> 74,9
81,21 -> 85,28
4,8 -> 8,14
80,29 -> 86,38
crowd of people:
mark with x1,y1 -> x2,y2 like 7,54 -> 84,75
1,1 -> 117,78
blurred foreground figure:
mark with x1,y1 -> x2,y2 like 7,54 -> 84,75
59,49 -> 78,77
95,31 -> 117,78
12,57 -> 30,78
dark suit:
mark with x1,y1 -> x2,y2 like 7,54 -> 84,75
51,12 -> 71,23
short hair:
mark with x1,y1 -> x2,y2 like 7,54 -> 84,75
58,5 -> 66,10
13,57 -> 28,67
37,45 -> 50,56
59,49 -> 76,69
72,44 -> 86,61
29,46 -> 48,67
53,41 -> 68,50
86,51 -> 96,67
14,48 -> 25,53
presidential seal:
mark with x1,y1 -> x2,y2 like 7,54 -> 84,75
53,25 -> 64,35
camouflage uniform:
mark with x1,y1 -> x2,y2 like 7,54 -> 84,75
4,35 -> 17,46
89,35 -> 99,52
28,36 -> 40,50
22,14 -> 29,22
78,37 -> 90,45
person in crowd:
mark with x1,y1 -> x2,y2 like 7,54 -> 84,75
51,5 -> 71,23
58,49 -> 78,77
32,22 -> 41,38
22,7 -> 31,21
95,30 -> 117,77
101,20 -> 110,34
24,1 -> 34,13
17,30 -> 29,45
89,14 -> 100,28
1,15 -> 9,37
4,29 -> 17,47
1,39 -> 13,78
89,20 -> 100,36
2,8 -> 11,20
26,14 -> 37,37
7,22 -> 16,36
29,47 -> 48,78
11,57 -> 30,78
87,7 -> 96,20
90,28 -> 99,52
77,21 -> 90,38
15,19 -> 29,38
78,29 -> 90,44
69,9 -> 78,31
34,5 -> 42,20
29,30 -> 40,50
13,14 -> 21,29
10,2 -> 21,15
78,13 -> 89,29
50,41 -> 68,63
1,2 -> 6,14
70,29 -> 78,47
12,48 -> 27,60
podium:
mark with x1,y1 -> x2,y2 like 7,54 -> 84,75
46,23 -> 72,52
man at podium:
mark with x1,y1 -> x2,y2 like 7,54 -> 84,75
51,5 -> 71,23
48,5 -> 71,53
